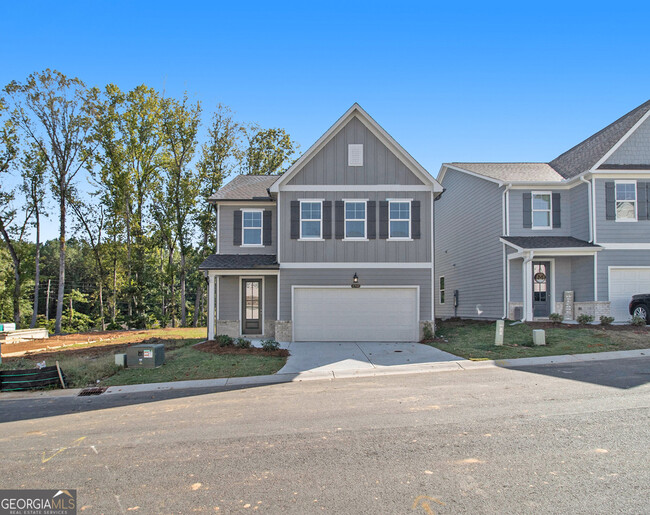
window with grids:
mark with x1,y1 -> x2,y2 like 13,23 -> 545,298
300,201 -> 322,238
439,277 -> 445,304
242,210 -> 263,245
533,263 -> 547,303
615,182 -> 637,221
345,201 -> 366,239
389,201 -> 410,238
532,193 -> 552,228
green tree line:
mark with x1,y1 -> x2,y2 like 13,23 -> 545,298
0,69 -> 298,333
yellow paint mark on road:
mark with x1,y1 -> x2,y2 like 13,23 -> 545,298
191,483 -> 202,491
454,458 -> 485,464
594,448 -> 609,453
41,436 -> 86,464
413,495 -> 445,514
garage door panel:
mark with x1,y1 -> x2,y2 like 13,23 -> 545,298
609,268 -> 650,321
293,287 -> 418,342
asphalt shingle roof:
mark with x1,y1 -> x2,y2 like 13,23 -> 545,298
502,236 -> 600,250
448,163 -> 564,183
209,175 -> 278,201
199,254 -> 279,270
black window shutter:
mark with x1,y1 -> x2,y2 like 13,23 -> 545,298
263,210 -> 272,246
379,201 -> 389,239
335,201 -> 344,239
552,193 -> 561,228
605,182 -> 616,220
522,192 -> 532,228
638,182 -> 648,221
290,201 -> 300,239
367,201 -> 376,239
322,201 -> 332,239
411,200 -> 421,239
233,210 -> 242,246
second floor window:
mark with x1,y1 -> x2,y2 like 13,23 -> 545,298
532,192 -> 552,229
616,181 -> 637,221
242,210 -> 263,245
389,201 -> 411,238
301,201 -> 322,239
345,201 -> 366,239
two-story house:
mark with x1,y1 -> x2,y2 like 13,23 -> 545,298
435,100 -> 650,322
200,104 -> 443,342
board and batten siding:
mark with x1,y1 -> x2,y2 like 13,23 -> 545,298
278,190 -> 432,263
219,204 -> 277,254
287,117 -> 424,186
278,268 -> 432,321
217,275 -> 277,321
435,168 -> 504,319
596,249 -> 650,301
570,183 -> 590,241
604,116 -> 650,165
509,190 -> 572,237
594,179 -> 650,243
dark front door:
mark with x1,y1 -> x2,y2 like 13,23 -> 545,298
242,279 -> 262,334
532,261 -> 551,317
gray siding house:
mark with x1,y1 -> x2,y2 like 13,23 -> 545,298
435,100 -> 650,322
200,104 -> 443,341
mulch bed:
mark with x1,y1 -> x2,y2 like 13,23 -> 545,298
195,340 -> 289,358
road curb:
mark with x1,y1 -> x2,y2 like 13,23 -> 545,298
1,348 -> 648,401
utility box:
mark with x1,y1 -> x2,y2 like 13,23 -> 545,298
115,353 -> 127,367
532,329 -> 546,346
495,320 -> 504,346
126,344 -> 165,368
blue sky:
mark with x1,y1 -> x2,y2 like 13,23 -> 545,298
2,1 -> 650,237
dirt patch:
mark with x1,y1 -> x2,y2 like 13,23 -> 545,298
1,329 -> 150,355
195,340 -> 289,358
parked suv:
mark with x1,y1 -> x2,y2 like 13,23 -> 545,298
629,294 -> 650,323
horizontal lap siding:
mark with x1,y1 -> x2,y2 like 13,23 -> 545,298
509,259 -> 523,302
570,183 -> 590,241
435,169 -> 503,319
218,275 -> 277,321
595,179 -> 650,243
597,249 -> 650,301
265,276 -> 277,321
220,205 -> 277,254
509,190 -> 572,236
571,256 -> 594,302
279,268 -> 432,321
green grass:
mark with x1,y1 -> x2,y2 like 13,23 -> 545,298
430,320 -> 650,360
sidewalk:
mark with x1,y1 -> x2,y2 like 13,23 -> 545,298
1,347 -> 647,401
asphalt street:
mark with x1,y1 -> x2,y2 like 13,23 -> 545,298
1,358 -> 649,514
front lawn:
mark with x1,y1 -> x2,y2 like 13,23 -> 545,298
429,319 -> 650,360
0,329 -> 287,389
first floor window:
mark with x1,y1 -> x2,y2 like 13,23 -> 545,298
242,210 -> 262,245
389,201 -> 410,238
301,201 -> 322,238
616,181 -> 637,221
532,192 -> 551,228
345,201 -> 366,238
439,277 -> 445,304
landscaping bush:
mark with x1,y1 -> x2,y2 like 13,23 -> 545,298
216,334 -> 234,347
599,315 -> 615,326
549,313 -> 564,324
576,314 -> 594,325
631,315 -> 647,327
235,337 -> 252,349
261,338 -> 280,351
422,322 -> 434,340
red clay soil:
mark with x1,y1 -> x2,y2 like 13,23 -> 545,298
195,340 -> 289,358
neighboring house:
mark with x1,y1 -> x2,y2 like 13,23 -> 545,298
200,104 -> 443,342
435,100 -> 650,322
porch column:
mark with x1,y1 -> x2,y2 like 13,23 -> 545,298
524,255 -> 534,321
207,272 -> 215,341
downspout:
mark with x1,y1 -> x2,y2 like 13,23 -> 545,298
579,176 -> 593,242
502,184 -> 512,319
522,251 -> 534,322
502,183 -> 512,236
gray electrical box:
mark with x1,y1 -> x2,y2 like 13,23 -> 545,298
126,344 -> 165,368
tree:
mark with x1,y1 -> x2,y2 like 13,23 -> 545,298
160,93 -> 201,326
243,126 -> 298,175
20,145 -> 48,328
4,69 -> 97,334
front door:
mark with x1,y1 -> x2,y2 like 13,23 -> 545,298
532,261 -> 551,317
242,279 -> 262,334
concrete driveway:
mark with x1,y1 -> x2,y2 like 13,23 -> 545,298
276,341 -> 463,375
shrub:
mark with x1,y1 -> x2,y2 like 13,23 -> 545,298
549,313 -> 564,324
599,315 -> 615,326
631,315 -> 647,327
422,322 -> 434,340
261,338 -> 280,351
216,334 -> 234,347
235,337 -> 251,349
576,314 -> 594,325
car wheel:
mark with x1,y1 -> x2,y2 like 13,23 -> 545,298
633,304 -> 649,323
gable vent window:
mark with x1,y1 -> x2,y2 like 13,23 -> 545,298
348,144 -> 363,167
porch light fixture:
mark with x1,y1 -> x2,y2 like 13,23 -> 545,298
351,273 -> 360,288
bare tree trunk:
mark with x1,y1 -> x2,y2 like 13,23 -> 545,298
0,218 -> 22,327
160,248 -> 166,325
45,279 -> 51,321
126,206 -> 133,318
112,255 -> 117,324
30,212 -> 41,328
55,198 -> 66,334
168,246 -> 175,328
99,280 -> 105,330
193,281 -> 201,327
180,251 -> 186,326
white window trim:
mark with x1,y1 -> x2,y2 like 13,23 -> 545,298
531,191 -> 552,230
388,199 -> 411,240
299,200 -> 323,240
241,208 -> 264,247
439,276 -> 445,304
615,180 -> 638,222
344,200 -> 367,240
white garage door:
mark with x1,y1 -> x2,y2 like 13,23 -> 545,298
609,268 -> 650,321
293,287 -> 418,342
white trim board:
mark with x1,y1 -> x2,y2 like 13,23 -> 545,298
600,243 -> 650,250
280,262 -> 433,269
280,185 -> 433,192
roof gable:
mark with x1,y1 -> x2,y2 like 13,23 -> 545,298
209,175 -> 278,202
